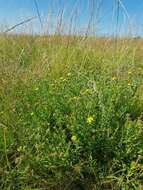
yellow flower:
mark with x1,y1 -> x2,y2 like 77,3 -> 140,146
128,82 -> 132,86
71,96 -> 80,101
128,71 -> 132,75
35,87 -> 39,91
85,89 -> 91,93
59,77 -> 66,82
71,135 -> 77,142
60,77 -> 64,80
15,156 -> 23,164
30,112 -> 34,116
17,146 -> 25,152
67,73 -> 71,77
87,116 -> 94,124
112,76 -> 117,81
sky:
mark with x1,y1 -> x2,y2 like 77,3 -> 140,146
0,0 -> 143,36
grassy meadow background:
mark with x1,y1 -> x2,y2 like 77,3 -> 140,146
1,1 -> 143,189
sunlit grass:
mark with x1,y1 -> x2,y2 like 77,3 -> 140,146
0,34 -> 143,189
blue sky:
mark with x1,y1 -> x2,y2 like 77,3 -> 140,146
0,0 -> 143,36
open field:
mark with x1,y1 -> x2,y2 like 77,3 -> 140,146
0,34 -> 143,189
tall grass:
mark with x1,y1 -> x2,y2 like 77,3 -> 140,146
0,1 -> 143,189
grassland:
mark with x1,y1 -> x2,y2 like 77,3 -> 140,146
0,34 -> 143,189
